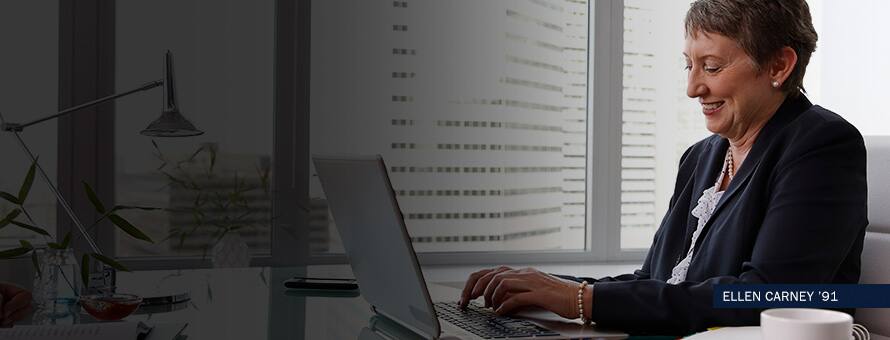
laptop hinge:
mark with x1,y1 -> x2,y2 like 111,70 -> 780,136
370,306 -> 440,340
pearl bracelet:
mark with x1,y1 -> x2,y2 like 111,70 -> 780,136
578,281 -> 590,324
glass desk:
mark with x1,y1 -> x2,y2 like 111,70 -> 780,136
23,264 -> 651,340
16,264 -> 889,340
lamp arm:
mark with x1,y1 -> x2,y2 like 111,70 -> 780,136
0,79 -> 163,256
2,80 -> 163,132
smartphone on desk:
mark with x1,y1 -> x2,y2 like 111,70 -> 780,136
284,277 -> 359,291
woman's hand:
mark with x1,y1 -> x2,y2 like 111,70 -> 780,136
459,266 -> 580,319
0,283 -> 33,327
459,266 -> 514,307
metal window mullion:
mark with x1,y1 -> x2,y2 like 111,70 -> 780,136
271,0 -> 311,267
591,0 -> 625,261
58,0 -> 116,256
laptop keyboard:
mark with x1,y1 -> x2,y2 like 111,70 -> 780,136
434,301 -> 561,339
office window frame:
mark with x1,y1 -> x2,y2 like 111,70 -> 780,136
68,0 -> 646,270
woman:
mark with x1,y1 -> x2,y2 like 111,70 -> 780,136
459,0 -> 868,335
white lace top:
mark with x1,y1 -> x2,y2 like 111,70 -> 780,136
666,153 -> 730,285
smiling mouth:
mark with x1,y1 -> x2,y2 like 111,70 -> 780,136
701,101 -> 725,115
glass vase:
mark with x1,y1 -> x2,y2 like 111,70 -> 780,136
211,232 -> 251,268
31,248 -> 80,324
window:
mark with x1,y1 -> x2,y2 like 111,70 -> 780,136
113,0 -> 276,259
309,0 -> 591,254
805,0 -> 890,136
0,1 -> 58,248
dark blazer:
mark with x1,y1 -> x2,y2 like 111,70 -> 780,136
566,94 -> 868,335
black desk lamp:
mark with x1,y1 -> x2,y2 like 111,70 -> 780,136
0,50 -> 202,291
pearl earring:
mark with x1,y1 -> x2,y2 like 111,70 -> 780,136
772,80 -> 780,88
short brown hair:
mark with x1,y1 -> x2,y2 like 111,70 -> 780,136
685,0 -> 817,97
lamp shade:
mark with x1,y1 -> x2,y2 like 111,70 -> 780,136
141,50 -> 203,137
141,110 -> 203,137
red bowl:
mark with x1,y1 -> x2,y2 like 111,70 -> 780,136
80,293 -> 143,321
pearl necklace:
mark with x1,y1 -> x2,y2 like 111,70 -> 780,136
724,149 -> 735,180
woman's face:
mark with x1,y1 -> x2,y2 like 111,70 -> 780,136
684,32 -> 778,140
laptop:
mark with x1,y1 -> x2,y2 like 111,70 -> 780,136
312,154 -> 627,340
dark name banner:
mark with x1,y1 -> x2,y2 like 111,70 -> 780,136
713,284 -> 890,308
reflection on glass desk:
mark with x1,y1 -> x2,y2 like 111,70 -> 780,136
22,265 -> 643,339
23,266 -> 369,339
114,265 -> 374,339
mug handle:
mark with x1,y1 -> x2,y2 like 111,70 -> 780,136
852,323 -> 870,340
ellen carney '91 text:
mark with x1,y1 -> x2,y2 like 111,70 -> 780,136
722,290 -> 838,303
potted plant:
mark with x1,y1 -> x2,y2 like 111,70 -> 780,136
152,141 -> 272,267
0,158 -> 158,293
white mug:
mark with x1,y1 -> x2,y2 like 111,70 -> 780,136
761,308 -> 853,340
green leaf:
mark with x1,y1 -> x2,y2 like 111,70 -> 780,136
186,145 -> 206,163
187,178 -> 200,190
232,171 -> 239,193
152,139 -> 169,171
0,209 -> 22,230
81,254 -> 90,288
159,229 -> 180,243
60,231 -> 72,248
82,181 -> 106,213
108,214 -> 154,243
19,240 -> 33,249
0,247 -> 31,259
31,251 -> 41,279
47,242 -> 64,250
110,205 -> 161,213
208,146 -> 217,173
178,230 -> 188,248
257,165 -> 271,195
90,253 -> 130,272
0,191 -> 20,205
19,208 -> 37,225
18,157 -> 37,203
161,171 -> 189,189
10,220 -> 50,236
211,228 -> 228,245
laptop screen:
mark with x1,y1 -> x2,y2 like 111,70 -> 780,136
313,155 -> 441,339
